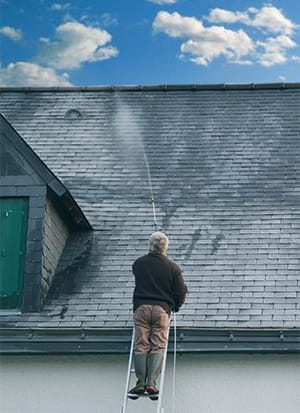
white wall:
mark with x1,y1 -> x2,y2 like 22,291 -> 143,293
0,353 -> 299,413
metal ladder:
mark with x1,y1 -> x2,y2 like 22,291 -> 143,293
120,323 -> 170,413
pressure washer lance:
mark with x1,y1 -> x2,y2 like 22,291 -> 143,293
151,197 -> 158,230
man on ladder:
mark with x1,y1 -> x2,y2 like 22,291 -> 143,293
128,231 -> 187,399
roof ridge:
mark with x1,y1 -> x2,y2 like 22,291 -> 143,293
1,82 -> 300,92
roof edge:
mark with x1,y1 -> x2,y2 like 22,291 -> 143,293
0,327 -> 299,354
0,82 -> 300,92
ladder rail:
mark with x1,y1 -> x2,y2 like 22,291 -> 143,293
156,319 -> 171,413
121,328 -> 135,413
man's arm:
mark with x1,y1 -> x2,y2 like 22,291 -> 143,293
172,266 -> 187,312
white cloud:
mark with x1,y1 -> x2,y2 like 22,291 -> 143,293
153,11 -> 204,38
36,21 -> 118,70
148,0 -> 177,5
153,11 -> 254,65
0,20 -> 119,86
206,8 -> 250,25
0,25 -> 23,41
207,6 -> 296,35
292,56 -> 300,63
257,35 -> 297,66
50,3 -> 70,11
154,7 -> 298,67
181,27 -> 254,66
251,6 -> 295,35
100,13 -> 118,27
0,62 -> 73,87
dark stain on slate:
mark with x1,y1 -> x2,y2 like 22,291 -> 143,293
184,228 -> 202,261
211,233 -> 224,254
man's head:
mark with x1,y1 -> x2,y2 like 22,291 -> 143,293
149,231 -> 169,255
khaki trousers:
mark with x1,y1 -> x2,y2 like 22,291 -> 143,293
134,304 -> 169,354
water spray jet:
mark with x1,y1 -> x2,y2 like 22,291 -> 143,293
144,153 -> 158,230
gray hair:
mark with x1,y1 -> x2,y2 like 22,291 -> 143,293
149,231 -> 169,255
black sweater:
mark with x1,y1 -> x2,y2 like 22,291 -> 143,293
133,252 -> 187,314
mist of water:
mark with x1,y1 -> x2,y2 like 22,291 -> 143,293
114,95 -> 158,228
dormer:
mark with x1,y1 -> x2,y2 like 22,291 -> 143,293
0,114 -> 92,312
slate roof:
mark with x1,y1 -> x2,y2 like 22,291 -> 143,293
0,84 -> 300,333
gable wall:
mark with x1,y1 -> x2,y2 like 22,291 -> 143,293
41,199 -> 69,304
1,353 -> 299,413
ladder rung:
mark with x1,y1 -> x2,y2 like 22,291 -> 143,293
127,393 -> 160,399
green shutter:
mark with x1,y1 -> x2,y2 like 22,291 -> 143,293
0,198 -> 28,309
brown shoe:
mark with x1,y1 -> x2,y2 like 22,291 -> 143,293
129,385 -> 145,394
146,385 -> 159,395
128,386 -> 145,400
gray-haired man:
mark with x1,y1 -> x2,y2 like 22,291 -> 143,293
129,232 -> 187,398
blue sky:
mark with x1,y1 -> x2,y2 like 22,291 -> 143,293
1,0 -> 299,86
